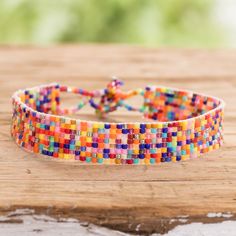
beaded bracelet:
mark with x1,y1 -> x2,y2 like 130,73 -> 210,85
11,79 -> 225,164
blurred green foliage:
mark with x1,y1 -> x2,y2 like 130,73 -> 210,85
0,0 -> 224,47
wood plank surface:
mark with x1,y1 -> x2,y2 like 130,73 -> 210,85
0,45 -> 236,234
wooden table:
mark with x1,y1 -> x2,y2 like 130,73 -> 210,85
0,45 -> 236,235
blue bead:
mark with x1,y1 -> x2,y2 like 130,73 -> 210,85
198,140 -> 203,145
70,140 -> 75,145
166,93 -> 174,98
162,128 -> 168,133
139,144 -> 145,149
139,154 -> 145,159
140,129 -> 146,134
186,139 -> 191,144
54,142 -> 59,147
105,124 -> 110,129
117,124 -> 123,129
103,153 -> 109,158
92,143 -> 98,148
89,100 -> 97,109
75,150 -> 80,155
176,156 -> 181,161
43,150 -> 49,155
162,153 -> 167,158
122,144 -> 128,149
177,141 -> 182,146
122,129 -> 129,134
156,143 -> 162,148
145,144 -> 150,149
103,149 -> 110,153
140,124 -> 146,129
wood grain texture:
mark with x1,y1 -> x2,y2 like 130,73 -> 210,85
0,45 -> 236,234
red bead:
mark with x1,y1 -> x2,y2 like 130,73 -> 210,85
60,86 -> 67,92
109,154 -> 116,159
167,137 -> 172,142
65,139 -> 70,144
128,139 -> 133,144
126,159 -> 133,164
53,153 -> 58,158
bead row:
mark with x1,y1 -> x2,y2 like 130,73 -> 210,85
11,80 -> 225,164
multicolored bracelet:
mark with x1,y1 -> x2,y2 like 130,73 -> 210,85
11,79 -> 225,164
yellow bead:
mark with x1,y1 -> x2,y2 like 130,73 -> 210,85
80,151 -> 86,157
110,129 -> 116,134
71,125 -> 76,130
171,156 -> 176,162
64,154 -> 70,159
140,134 -> 145,139
133,149 -> 139,155
97,153 -> 103,158
86,137 -> 92,142
161,147 -> 167,153
99,124 -> 104,129
181,155 -> 188,161
93,123 -> 99,129
59,153 -> 64,158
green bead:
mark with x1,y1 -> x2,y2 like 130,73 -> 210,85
150,158 -> 155,164
86,157 -> 91,163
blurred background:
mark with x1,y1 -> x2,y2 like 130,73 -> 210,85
0,0 -> 235,47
